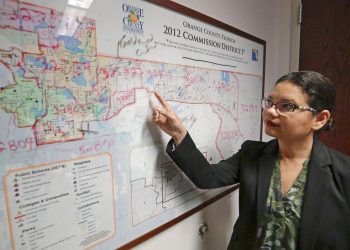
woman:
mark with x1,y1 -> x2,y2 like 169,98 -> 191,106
152,71 -> 350,250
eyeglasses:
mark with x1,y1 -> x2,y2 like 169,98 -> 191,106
261,97 -> 317,114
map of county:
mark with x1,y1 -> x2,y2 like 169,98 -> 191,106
0,0 -> 263,249
0,0 -> 260,148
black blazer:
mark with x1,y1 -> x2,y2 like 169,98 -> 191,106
166,133 -> 350,250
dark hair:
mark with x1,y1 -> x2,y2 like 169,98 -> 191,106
275,71 -> 336,132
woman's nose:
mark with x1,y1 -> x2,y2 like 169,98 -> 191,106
263,106 -> 279,117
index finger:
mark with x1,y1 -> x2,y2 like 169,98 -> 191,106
154,91 -> 170,110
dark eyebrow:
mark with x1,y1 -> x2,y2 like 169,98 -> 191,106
279,99 -> 297,103
268,95 -> 297,103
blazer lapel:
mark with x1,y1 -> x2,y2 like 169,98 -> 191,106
256,140 -> 278,224
299,139 -> 332,250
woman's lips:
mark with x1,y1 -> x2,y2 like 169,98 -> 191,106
266,120 -> 278,127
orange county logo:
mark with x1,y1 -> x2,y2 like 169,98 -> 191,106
122,3 -> 144,34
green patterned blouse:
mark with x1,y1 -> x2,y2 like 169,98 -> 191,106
256,159 -> 309,250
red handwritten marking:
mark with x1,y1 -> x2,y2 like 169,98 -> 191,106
240,104 -> 258,113
79,138 -> 114,154
53,104 -> 89,115
0,137 -> 35,153
220,130 -> 239,140
0,142 -> 5,153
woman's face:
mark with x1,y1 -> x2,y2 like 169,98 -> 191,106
262,80 -> 317,141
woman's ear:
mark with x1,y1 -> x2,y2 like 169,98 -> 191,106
312,110 -> 330,131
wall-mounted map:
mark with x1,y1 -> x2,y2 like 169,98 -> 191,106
0,0 -> 265,249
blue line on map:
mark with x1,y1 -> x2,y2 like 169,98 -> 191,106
182,57 -> 236,68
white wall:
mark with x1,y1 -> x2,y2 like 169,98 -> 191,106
133,0 -> 300,249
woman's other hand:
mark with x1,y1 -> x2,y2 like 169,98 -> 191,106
152,92 -> 187,145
